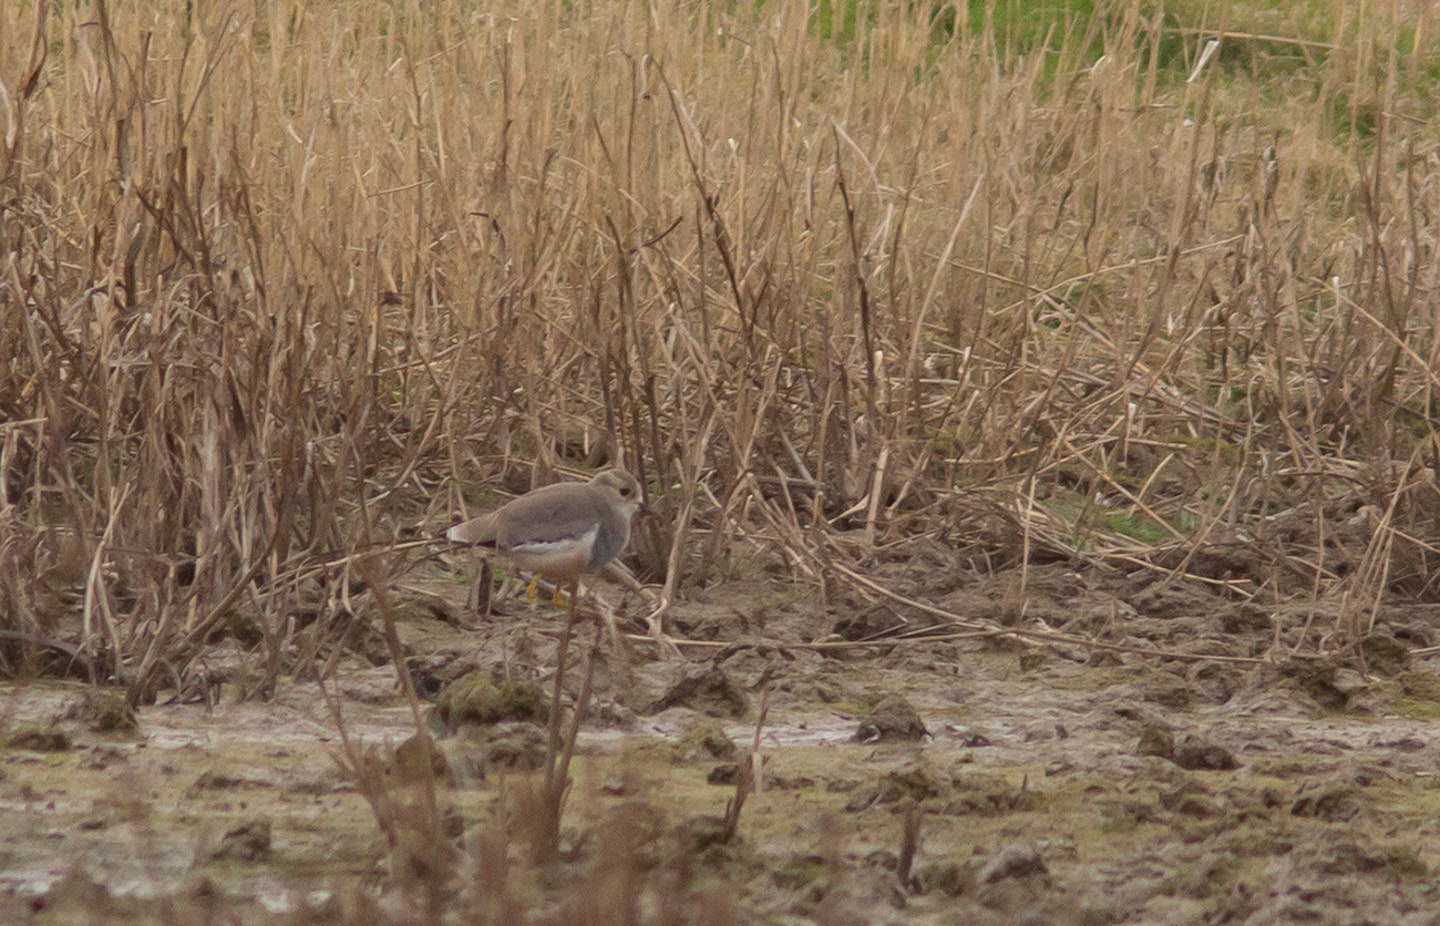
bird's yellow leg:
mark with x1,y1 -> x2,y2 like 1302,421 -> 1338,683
525,574 -> 543,609
551,582 -> 569,608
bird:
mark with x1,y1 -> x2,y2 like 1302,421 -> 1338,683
447,468 -> 652,857
446,468 -> 649,615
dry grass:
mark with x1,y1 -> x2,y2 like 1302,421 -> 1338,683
3,0 -> 1440,681
6,1 -> 1440,919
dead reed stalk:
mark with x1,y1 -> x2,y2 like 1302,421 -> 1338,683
0,0 -> 1437,689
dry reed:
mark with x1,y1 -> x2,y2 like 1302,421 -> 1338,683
7,1 -> 1440,922
1,0 -> 1438,688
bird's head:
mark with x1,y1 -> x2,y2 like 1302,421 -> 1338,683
589,469 -> 651,520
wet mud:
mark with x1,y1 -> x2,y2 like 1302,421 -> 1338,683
6,556 -> 1440,924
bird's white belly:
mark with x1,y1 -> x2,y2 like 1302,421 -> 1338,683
503,525 -> 599,578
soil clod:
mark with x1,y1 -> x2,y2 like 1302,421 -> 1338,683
855,694 -> 927,743
648,665 -> 749,719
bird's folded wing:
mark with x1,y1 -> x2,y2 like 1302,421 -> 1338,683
495,491 -> 609,549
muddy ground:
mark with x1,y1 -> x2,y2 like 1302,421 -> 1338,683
6,543 -> 1440,925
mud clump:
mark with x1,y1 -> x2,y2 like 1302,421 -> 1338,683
844,760 -> 951,812
1308,840 -> 1426,879
832,604 -> 917,642
432,671 -> 547,730
1274,657 -> 1355,711
975,842 -> 1053,913
1397,668 -> 1440,701
772,852 -> 828,890
73,691 -> 138,734
1158,779 -> 1224,818
673,718 -> 738,763
1136,725 -> 1238,770
1189,663 -> 1244,704
980,842 -> 1048,883
1174,735 -> 1239,771
915,860 -> 975,897
942,772 -> 1045,816
391,733 -> 452,785
1139,674 -> 1194,710
460,722 -> 547,771
4,725 -> 72,752
648,665 -> 748,719
1360,633 -> 1410,674
33,869 -> 114,918
1291,785 -> 1360,822
211,818 -> 272,862
1123,579 -> 1210,619
192,769 -> 274,792
1136,724 -> 1175,759
880,762 -> 947,804
854,694 -> 927,743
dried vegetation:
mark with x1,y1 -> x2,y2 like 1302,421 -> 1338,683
4,0 -> 1438,685
4,0 -> 1440,916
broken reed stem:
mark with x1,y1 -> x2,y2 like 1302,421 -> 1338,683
542,578 -> 580,793
537,575 -> 602,863
314,633 -> 452,908
897,802 -> 922,890
553,616 -> 604,802
723,690 -> 770,844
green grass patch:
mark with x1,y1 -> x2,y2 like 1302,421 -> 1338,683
1391,695 -> 1440,722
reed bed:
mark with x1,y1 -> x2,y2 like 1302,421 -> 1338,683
2,0 -> 1439,696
